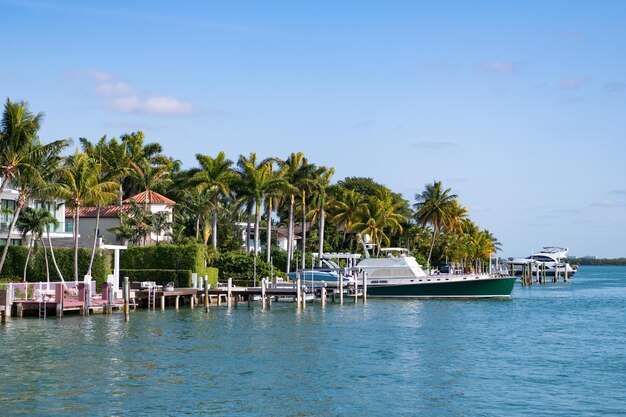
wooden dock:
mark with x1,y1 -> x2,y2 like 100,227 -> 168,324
1,276 -> 366,322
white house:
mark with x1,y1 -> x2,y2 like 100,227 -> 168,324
0,181 -> 74,246
65,190 -> 175,246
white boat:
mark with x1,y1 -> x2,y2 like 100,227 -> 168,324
506,247 -> 578,277
357,248 -> 516,299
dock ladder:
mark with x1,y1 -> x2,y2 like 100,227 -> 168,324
38,297 -> 47,319
147,285 -> 156,310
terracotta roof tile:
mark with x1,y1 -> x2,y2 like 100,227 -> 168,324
65,205 -> 132,218
122,190 -> 175,205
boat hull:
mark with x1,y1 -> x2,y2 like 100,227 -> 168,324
367,276 -> 517,299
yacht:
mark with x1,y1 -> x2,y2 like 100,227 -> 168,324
506,247 -> 578,277
288,258 -> 356,289
357,248 -> 516,299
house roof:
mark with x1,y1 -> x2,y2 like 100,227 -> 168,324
122,190 -> 175,205
65,205 -> 133,218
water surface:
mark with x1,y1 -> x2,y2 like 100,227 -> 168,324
1,266 -> 625,416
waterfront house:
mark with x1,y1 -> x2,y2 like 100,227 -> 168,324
0,181 -> 74,246
65,190 -> 175,246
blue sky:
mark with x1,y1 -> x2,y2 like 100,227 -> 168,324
2,0 -> 626,257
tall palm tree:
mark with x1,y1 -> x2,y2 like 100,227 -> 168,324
57,151 -> 118,281
191,152 -> 236,249
353,190 -> 406,255
0,99 -> 44,196
414,181 -> 458,265
130,158 -> 172,210
80,136 -> 126,274
310,166 -> 334,265
234,154 -> 284,256
0,137 -> 70,274
329,188 -> 365,249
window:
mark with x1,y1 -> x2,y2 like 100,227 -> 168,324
0,238 -> 22,246
0,199 -> 16,225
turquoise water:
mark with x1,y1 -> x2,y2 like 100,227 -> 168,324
1,266 -> 625,416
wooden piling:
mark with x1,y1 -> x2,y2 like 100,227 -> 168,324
227,278 -> 233,308
55,283 -> 63,318
261,278 -> 267,310
175,296 -> 180,310
339,272 -> 344,305
564,266 -> 569,283
362,271 -> 367,303
124,277 -> 130,321
204,277 -> 209,312
190,295 -> 195,309
160,295 -> 165,310
296,273 -> 301,308
321,284 -> 327,306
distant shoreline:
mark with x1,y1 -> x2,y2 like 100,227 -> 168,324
565,258 -> 626,266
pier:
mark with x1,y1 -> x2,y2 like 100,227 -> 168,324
0,273 -> 367,322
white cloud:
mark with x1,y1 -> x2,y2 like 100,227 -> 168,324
68,68 -> 195,116
480,61 -> 517,74
108,95 -> 193,115
560,77 -> 589,90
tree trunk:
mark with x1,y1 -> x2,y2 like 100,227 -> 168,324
301,190 -> 306,270
47,227 -> 66,287
195,216 -> 200,240
254,199 -> 261,255
211,196 -> 218,250
287,195 -> 294,274
245,203 -> 252,254
74,204 -> 80,282
40,236 -> 50,284
427,228 -> 437,266
266,199 -> 272,263
0,195 -> 25,274
23,236 -> 33,282
88,205 -> 100,276
318,199 -> 325,267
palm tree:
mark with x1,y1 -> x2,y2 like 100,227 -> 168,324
17,208 -> 57,282
80,136 -> 126,274
353,190 -> 406,255
310,166 -> 334,265
191,152 -> 236,249
414,181 -> 458,265
0,99 -> 44,196
130,158 -> 172,210
277,153 -> 320,271
329,188 -> 365,249
151,211 -> 172,244
234,154 -> 284,256
58,151 -> 118,281
0,137 -> 70,274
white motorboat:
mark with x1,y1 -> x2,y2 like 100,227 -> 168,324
506,247 -> 578,277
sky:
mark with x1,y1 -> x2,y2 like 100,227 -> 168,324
1,0 -> 626,257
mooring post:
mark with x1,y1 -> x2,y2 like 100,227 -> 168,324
55,282 -> 63,318
204,277 -> 209,312
321,283 -> 327,307
296,272 -> 301,307
564,266 -> 568,283
175,295 -> 180,310
554,265 -> 559,283
339,272 -> 344,305
160,294 -> 165,311
261,278 -> 267,310
227,278 -> 233,308
302,283 -> 306,309
190,294 -> 195,309
124,277 -> 130,321
362,271 -> 367,303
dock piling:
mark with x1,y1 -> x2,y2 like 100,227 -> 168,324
124,277 -> 130,321
321,283 -> 327,307
204,277 -> 209,312
227,278 -> 233,308
362,271 -> 367,303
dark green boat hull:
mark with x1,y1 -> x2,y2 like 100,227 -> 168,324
367,276 -> 517,298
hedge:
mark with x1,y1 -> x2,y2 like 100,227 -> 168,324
212,251 -> 274,286
0,245 -> 111,288
120,243 -> 218,286
119,268 -> 219,288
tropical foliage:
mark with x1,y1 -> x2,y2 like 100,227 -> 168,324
0,98 -> 503,281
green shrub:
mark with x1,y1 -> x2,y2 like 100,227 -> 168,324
119,243 -> 219,287
212,251 -> 273,285
0,246 -> 111,288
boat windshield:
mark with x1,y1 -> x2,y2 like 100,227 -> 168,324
379,248 -> 410,258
